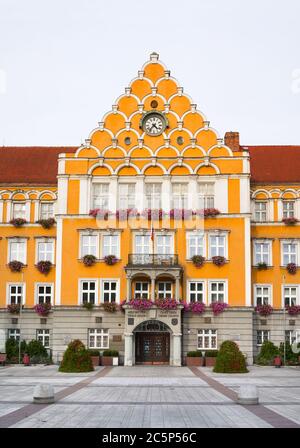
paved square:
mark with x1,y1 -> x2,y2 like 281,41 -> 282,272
0,364 -> 299,428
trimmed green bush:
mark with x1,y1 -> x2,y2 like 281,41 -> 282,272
187,351 -> 202,357
256,340 -> 279,365
102,350 -> 119,357
279,342 -> 300,365
59,339 -> 94,372
204,350 -> 218,357
5,339 -> 27,362
88,349 -> 100,357
213,340 -> 248,373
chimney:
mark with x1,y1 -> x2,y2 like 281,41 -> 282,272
224,131 -> 240,152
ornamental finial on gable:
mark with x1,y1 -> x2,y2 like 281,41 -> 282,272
150,52 -> 159,62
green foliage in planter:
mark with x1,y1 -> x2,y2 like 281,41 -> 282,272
279,342 -> 300,365
102,350 -> 119,357
59,339 -> 94,372
204,350 -> 218,357
82,302 -> 94,310
88,349 -> 100,357
5,338 -> 27,361
255,340 -> 279,365
213,340 -> 248,373
26,340 -> 48,359
186,351 -> 202,357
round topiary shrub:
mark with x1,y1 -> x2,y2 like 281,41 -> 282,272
213,340 -> 248,373
59,339 -> 94,373
255,340 -> 279,366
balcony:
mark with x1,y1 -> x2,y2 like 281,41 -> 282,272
127,254 -> 179,267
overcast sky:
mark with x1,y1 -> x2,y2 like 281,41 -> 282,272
0,0 -> 299,146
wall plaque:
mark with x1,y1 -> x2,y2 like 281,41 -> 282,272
128,318 -> 134,325
171,318 -> 178,326
113,335 -> 122,342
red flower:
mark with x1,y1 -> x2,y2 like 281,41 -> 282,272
255,304 -> 273,316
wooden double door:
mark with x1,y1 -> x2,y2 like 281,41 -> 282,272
135,332 -> 170,364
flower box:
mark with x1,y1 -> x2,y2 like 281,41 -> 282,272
287,263 -> 297,275
8,260 -> 25,273
7,304 -> 20,314
104,255 -> 118,266
34,303 -> 52,317
101,350 -> 119,366
184,302 -> 206,314
9,218 -> 27,227
282,217 -> 299,225
256,262 -> 268,270
89,209 -> 109,220
210,302 -> 228,315
83,254 -> 97,267
191,255 -> 205,268
255,304 -> 273,316
204,351 -> 218,367
185,354 -> 204,367
36,218 -> 56,229
286,305 -> 300,316
212,256 -> 226,267
36,260 -> 52,274
88,350 -> 100,367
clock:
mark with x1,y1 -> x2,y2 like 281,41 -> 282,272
141,112 -> 167,136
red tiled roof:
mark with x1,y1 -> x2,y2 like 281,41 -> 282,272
246,146 -> 300,184
0,147 -> 77,185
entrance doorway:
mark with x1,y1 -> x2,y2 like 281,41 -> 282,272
134,320 -> 171,365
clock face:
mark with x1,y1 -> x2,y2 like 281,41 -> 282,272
142,113 -> 166,136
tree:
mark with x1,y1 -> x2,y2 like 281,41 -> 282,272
256,340 -> 279,365
59,339 -> 94,373
213,340 -> 248,373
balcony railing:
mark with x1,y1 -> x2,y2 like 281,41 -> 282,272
128,254 -> 179,266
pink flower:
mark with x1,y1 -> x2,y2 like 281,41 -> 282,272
185,302 -> 206,314
255,304 -> 273,316
211,302 -> 228,315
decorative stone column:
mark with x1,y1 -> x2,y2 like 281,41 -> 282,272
175,276 -> 180,300
126,276 -> 132,301
151,274 -> 156,301
172,333 -> 182,366
124,333 -> 134,366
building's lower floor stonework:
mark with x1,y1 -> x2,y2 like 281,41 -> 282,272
0,307 -> 299,365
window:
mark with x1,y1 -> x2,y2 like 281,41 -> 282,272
157,282 -> 172,299
198,183 -> 214,209
8,284 -> 24,305
92,184 -> 109,210
12,202 -> 26,219
254,285 -> 272,306
102,234 -> 119,258
80,280 -> 97,304
135,235 -> 150,254
209,235 -> 226,258
254,241 -> 271,265
156,235 -> 172,255
8,329 -> 20,341
255,201 -> 267,222
283,286 -> 298,307
145,183 -> 162,209
36,329 -> 50,348
257,330 -> 269,346
187,233 -> 204,258
81,235 -> 98,258
172,183 -> 188,209
9,240 -> 26,263
188,281 -> 205,303
102,280 -> 118,303
285,330 -> 300,345
40,203 -> 54,219
283,201 -> 295,219
198,329 -> 217,350
88,329 -> 109,349
208,281 -> 226,303
282,242 -> 297,265
37,240 -> 54,263
118,183 -> 135,209
36,284 -> 53,304
134,282 -> 149,299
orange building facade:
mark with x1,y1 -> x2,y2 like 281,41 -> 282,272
0,53 -> 299,365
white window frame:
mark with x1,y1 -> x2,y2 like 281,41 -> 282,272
36,329 -> 50,348
101,233 -> 120,258
12,202 -> 26,219
187,280 -> 206,304
78,279 -> 99,305
208,233 -> 227,259
254,284 -> 273,306
88,329 -> 109,349
254,201 -> 268,222
208,280 -> 228,304
282,284 -> 300,307
197,329 -> 218,350
100,279 -> 120,304
155,233 -> 174,255
145,183 -> 162,209
285,330 -> 300,345
79,233 -> 99,259
92,183 -> 110,210
134,233 -> 151,254
36,238 -> 55,264
8,328 -> 20,341
8,238 -> 27,264
198,182 -> 215,209
39,202 -> 54,220
35,283 -> 54,305
157,281 -> 172,299
118,183 -> 136,209
134,281 -> 150,299
186,232 -> 205,259
253,240 -> 272,266
171,182 -> 189,209
281,240 -> 299,266
282,200 -> 295,219
6,283 -> 25,305
257,330 -> 270,346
